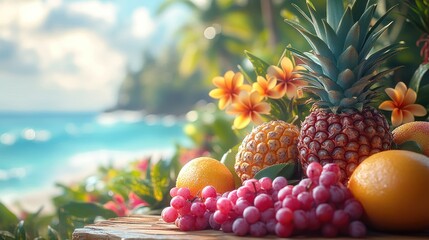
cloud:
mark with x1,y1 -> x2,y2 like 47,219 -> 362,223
67,1 -> 117,25
0,0 -> 55,31
131,7 -> 155,39
0,0 -> 160,112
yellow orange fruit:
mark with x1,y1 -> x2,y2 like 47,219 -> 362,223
348,150 -> 429,231
392,121 -> 429,156
176,157 -> 235,197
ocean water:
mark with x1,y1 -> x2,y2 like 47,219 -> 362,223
0,111 -> 189,197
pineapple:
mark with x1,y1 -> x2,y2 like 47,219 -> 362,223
286,0 -> 404,183
235,120 -> 299,181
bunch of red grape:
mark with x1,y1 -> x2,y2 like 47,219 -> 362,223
161,162 -> 367,238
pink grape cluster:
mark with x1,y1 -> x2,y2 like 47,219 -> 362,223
161,162 -> 367,238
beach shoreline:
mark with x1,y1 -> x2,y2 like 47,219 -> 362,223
1,148 -> 174,216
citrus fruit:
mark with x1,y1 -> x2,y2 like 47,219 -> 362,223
392,121 -> 429,156
176,157 -> 235,197
348,150 -> 429,231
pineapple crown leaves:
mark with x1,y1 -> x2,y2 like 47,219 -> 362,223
285,0 -> 406,114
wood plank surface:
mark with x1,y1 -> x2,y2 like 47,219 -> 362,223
72,215 -> 429,240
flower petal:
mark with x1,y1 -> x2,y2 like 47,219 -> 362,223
385,88 -> 402,104
249,91 -> 264,103
395,82 -> 407,96
240,84 -> 253,92
267,75 -> 277,88
212,76 -> 226,88
250,112 -> 264,125
254,102 -> 271,114
253,82 -> 264,96
281,57 -> 294,79
401,110 -> 415,124
291,79 -> 308,87
232,72 -> 244,87
378,101 -> 395,111
233,114 -> 251,129
273,84 -> 287,97
218,97 -> 229,110
267,90 -> 283,99
402,88 -> 417,106
285,83 -> 297,99
227,101 -> 246,115
267,65 -> 284,79
224,71 -> 235,89
402,104 -> 428,116
209,88 -> 225,99
391,108 -> 403,127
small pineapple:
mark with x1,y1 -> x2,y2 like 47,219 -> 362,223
286,0 -> 404,183
235,120 -> 299,181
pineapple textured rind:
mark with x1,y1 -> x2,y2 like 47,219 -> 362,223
298,107 -> 392,183
287,0 -> 401,184
235,120 -> 299,181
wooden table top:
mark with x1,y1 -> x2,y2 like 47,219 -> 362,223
72,215 -> 429,240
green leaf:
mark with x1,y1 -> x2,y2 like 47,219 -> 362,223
336,7 -> 354,46
279,44 -> 296,66
343,22 -> 360,51
361,6 -> 396,58
416,83 -> 429,106
220,144 -> 242,188
286,47 -> 322,73
307,1 -> 326,41
291,3 -> 313,28
237,64 -> 255,84
356,4 -> 376,50
351,0 -> 369,21
286,20 -> 335,61
337,69 -> 355,89
396,141 -> 423,154
327,0 -> 344,31
14,221 -> 26,240
254,162 -> 296,180
60,201 -> 116,219
0,231 -> 14,240
47,226 -> 60,240
315,54 -> 338,80
409,63 -> 429,93
360,22 -> 394,62
130,179 -> 153,201
338,46 -> 359,70
151,160 -> 170,201
0,202 -> 18,232
244,51 -> 270,76
323,20 -> 341,56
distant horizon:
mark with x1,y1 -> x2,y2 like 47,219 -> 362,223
0,0 -> 187,112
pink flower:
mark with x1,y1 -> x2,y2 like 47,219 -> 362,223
104,194 -> 128,216
128,192 -> 149,209
136,158 -> 149,172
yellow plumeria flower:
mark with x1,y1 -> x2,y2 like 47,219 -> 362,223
252,75 -> 283,99
226,91 -> 271,129
209,71 -> 251,110
379,82 -> 427,127
267,57 -> 307,99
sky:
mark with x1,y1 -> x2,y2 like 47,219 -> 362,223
0,0 -> 187,112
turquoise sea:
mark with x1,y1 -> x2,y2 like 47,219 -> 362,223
0,111 -> 189,199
